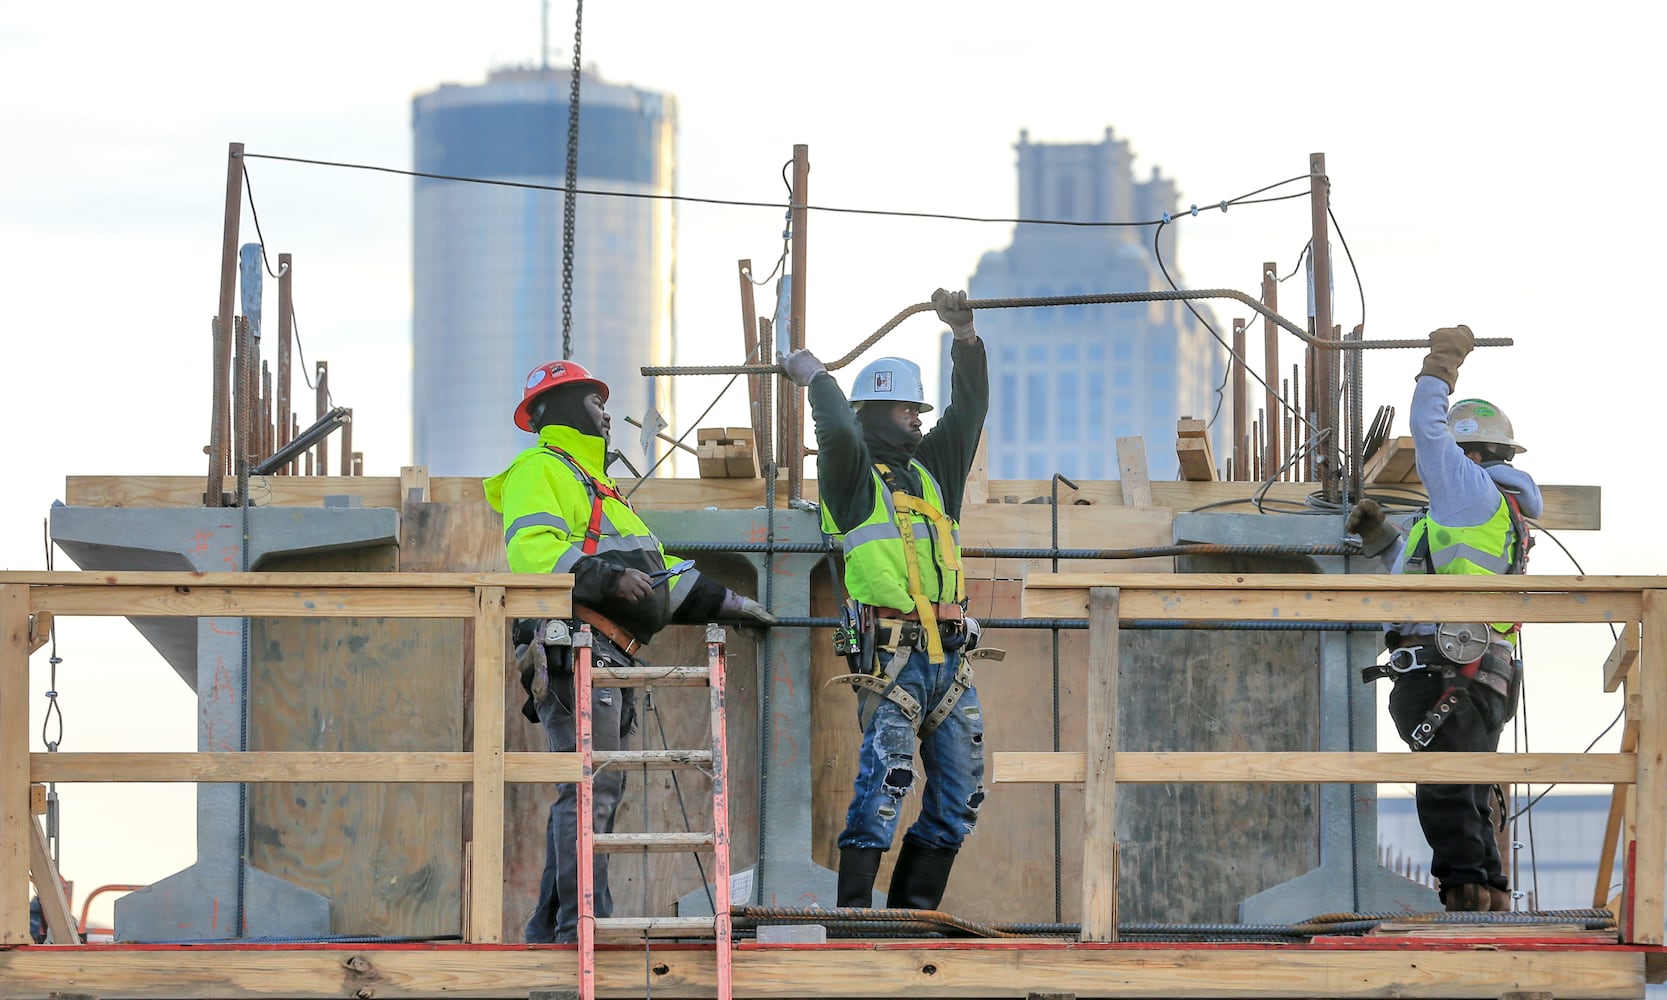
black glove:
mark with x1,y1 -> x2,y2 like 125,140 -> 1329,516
931,288 -> 977,342
1345,498 -> 1397,558
777,349 -> 826,388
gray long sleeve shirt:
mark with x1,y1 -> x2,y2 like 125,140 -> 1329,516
1383,375 -> 1543,640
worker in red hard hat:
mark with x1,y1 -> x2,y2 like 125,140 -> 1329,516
486,358 -> 776,943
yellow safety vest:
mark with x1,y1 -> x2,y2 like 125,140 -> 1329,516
822,460 -> 965,662
1403,493 -> 1523,635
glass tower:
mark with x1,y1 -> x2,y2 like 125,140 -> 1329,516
949,128 -> 1225,482
412,67 -> 676,476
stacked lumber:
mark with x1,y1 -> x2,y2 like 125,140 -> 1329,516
1364,436 -> 1421,485
1176,417 -> 1217,482
695,427 -> 760,479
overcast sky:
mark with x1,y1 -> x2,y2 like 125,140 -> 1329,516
2,0 -> 1659,925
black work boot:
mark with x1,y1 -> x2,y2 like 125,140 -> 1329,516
1439,882 -> 1491,912
837,847 -> 883,908
1487,886 -> 1512,912
885,840 -> 958,911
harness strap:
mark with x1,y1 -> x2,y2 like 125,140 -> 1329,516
918,659 -> 976,738
544,445 -> 632,556
876,463 -> 954,663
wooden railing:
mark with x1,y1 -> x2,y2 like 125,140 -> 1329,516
0,572 -> 574,946
1009,573 -> 1664,944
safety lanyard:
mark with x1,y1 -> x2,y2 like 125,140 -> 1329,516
545,445 -> 631,556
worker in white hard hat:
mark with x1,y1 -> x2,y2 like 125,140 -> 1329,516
1350,325 -> 1543,913
780,288 -> 989,913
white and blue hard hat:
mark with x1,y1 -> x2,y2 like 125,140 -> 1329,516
847,356 -> 932,412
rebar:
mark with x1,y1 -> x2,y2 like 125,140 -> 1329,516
641,290 -> 1511,377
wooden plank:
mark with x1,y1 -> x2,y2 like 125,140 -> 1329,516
1364,436 -> 1419,484
1114,438 -> 1152,507
29,784 -> 44,816
1176,437 -> 1216,482
1022,572 -> 1667,593
27,816 -> 77,943
1604,623 -> 1640,693
991,751 -> 1636,785
964,430 -> 989,506
1023,586 -> 1638,625
3,570 -> 570,589
30,751 -> 582,783
958,506 -> 1174,578
0,945 -> 1646,998
400,465 -> 430,508
24,612 -> 50,655
61,475 -> 1604,530
726,441 -> 760,479
697,443 -> 730,478
1081,588 -> 1119,942
593,832 -> 715,853
30,585 -> 480,618
469,586 -> 506,944
1633,589 -> 1667,943
0,585 -> 28,945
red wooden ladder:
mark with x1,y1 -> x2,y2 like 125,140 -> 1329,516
575,624 -> 733,1000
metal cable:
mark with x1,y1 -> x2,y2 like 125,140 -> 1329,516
665,540 -> 1358,559
559,0 -> 583,359
641,290 -> 1512,377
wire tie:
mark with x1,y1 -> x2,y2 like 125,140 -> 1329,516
1189,204 -> 1199,217
49,657 -> 61,667
45,690 -> 57,698
1219,200 -> 1229,213
1161,211 -> 1171,224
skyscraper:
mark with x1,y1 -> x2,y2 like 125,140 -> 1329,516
952,128 -> 1225,482
412,67 -> 676,476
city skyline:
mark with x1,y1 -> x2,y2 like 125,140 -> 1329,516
2,0 -> 1657,928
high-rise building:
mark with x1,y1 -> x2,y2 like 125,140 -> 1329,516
950,128 -> 1226,482
412,67 -> 676,476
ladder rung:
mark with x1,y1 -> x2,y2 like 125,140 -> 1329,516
595,831 -> 715,853
594,916 -> 718,939
595,749 -> 712,768
594,664 -> 711,687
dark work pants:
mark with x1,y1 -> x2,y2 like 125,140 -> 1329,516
523,644 -> 627,944
1387,670 -> 1509,891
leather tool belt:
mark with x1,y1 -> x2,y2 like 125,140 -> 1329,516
575,605 -> 642,657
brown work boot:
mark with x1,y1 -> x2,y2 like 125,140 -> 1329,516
1487,886 -> 1512,912
1439,883 -> 1492,912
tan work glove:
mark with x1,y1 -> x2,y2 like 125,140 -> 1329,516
1417,325 -> 1474,390
1345,498 -> 1397,558
932,288 -> 977,342
777,349 -> 826,389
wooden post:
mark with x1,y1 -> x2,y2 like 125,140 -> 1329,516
339,409 -> 353,477
314,361 -> 329,477
1308,152 -> 1338,500
786,144 -> 810,502
1115,437 -> 1152,507
277,253 -> 293,465
28,816 -> 77,942
208,142 -> 245,505
738,260 -> 767,452
1,584 -> 30,944
964,431 -> 990,507
1231,318 -> 1247,481
468,585 -> 507,943
757,318 -> 775,474
1631,589 -> 1667,943
1262,262 -> 1280,477
1081,586 -> 1119,942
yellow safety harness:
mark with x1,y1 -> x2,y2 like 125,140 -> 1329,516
878,463 -> 965,664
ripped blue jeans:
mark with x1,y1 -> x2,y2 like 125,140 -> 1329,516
837,646 -> 986,852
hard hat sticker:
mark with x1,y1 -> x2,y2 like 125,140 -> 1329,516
873,371 -> 894,392
527,371 -> 547,388
1452,418 -> 1480,435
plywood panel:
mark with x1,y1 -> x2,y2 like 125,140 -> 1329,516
249,535 -> 465,937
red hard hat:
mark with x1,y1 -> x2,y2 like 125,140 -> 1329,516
514,359 -> 609,431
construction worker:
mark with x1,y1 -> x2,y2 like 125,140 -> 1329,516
780,288 -> 989,912
484,358 -> 776,944
1350,325 -> 1541,913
